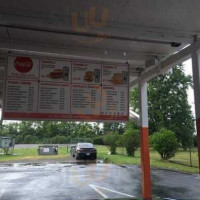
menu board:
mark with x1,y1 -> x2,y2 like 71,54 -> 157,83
3,56 -> 129,121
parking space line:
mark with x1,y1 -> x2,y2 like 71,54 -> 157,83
92,185 -> 135,198
89,184 -> 108,199
0,189 -> 5,198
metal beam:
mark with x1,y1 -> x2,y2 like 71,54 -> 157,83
0,24 -> 182,46
129,109 -> 140,124
129,40 -> 200,88
0,39 -> 156,61
145,58 -> 158,69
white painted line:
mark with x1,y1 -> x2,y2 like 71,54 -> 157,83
0,189 -> 5,198
94,185 -> 135,198
71,175 -> 89,177
89,184 -> 108,199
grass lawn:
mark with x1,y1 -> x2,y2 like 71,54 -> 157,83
0,147 -> 69,163
0,145 -> 198,173
95,145 -> 199,174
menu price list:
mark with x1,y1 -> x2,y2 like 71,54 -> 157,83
101,86 -> 128,117
71,84 -> 101,116
38,82 -> 70,114
4,80 -> 38,113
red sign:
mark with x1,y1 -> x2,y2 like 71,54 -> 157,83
14,57 -> 33,73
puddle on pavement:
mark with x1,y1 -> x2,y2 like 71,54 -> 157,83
120,165 -> 127,168
0,163 -> 14,167
0,159 -> 104,168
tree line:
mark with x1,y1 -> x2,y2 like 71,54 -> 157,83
0,121 -> 126,144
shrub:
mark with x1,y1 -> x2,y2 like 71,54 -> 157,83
103,133 -> 120,154
123,129 -> 140,157
15,135 -> 23,144
150,128 -> 179,160
23,135 -> 38,144
93,136 -> 104,145
51,135 -> 68,144
116,135 -> 124,147
42,138 -> 52,144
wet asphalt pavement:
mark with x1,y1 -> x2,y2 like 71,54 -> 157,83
0,162 -> 199,200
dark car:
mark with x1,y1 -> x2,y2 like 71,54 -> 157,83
75,143 -> 97,160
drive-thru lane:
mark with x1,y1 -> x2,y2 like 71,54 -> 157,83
0,163 -> 199,200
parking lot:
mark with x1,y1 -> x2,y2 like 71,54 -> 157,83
0,162 -> 199,200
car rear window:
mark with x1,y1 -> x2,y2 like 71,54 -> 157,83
78,143 -> 93,148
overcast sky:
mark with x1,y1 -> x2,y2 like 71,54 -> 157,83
183,59 -> 195,117
0,59 -> 196,124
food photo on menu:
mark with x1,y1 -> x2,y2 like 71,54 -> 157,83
111,71 -> 128,85
84,69 -> 100,83
48,66 -> 69,81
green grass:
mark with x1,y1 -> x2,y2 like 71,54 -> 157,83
0,145 -> 198,174
95,145 -> 199,174
0,147 -> 69,163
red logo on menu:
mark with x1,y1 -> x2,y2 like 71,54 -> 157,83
14,57 -> 33,73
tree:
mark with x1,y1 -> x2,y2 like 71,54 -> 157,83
130,65 -> 195,149
93,136 -> 104,145
18,121 -> 36,138
150,128 -> 179,160
93,122 -> 103,135
103,122 -> 125,134
75,122 -> 94,138
103,133 -> 120,154
123,129 -> 140,157
0,122 -> 20,137
125,120 -> 139,131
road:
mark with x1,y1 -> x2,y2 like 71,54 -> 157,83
0,162 -> 199,200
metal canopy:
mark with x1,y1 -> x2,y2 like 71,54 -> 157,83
1,1 -> 200,200
0,0 -> 198,59
0,0 -> 199,106
0,0 -> 199,112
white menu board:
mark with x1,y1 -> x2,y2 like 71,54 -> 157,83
71,84 -> 101,117
3,56 -> 129,121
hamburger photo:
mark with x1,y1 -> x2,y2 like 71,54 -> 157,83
84,71 -> 94,82
111,73 -> 123,84
49,69 -> 63,79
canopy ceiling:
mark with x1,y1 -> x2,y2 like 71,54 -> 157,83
0,0 -> 200,106
0,0 -> 199,60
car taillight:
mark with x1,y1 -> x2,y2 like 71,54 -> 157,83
77,148 -> 84,152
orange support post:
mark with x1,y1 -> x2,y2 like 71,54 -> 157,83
140,127 -> 152,200
139,81 -> 152,200
196,118 -> 200,174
